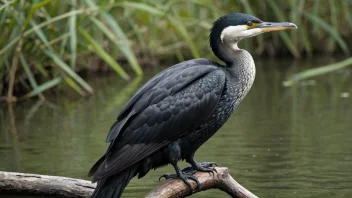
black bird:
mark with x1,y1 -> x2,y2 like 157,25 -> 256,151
89,13 -> 297,197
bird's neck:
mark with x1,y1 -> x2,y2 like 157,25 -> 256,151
228,49 -> 256,90
212,39 -> 256,92
211,35 -> 251,65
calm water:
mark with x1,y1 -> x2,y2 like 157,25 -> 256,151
0,58 -> 351,198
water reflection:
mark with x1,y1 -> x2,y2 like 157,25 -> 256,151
0,59 -> 351,198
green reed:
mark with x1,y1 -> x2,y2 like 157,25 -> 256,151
0,0 -> 351,100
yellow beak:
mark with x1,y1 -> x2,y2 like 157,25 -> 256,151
256,22 -> 298,32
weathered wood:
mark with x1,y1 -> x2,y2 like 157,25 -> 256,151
0,171 -> 95,197
146,167 -> 258,198
0,168 -> 258,198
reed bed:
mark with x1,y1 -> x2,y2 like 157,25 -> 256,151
0,0 -> 351,101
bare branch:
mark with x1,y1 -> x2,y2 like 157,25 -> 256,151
146,167 -> 258,198
0,168 -> 258,198
0,171 -> 95,197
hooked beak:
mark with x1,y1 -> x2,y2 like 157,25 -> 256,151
256,22 -> 298,32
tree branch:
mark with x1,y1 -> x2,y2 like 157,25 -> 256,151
0,167 -> 258,198
146,167 -> 258,198
0,171 -> 95,197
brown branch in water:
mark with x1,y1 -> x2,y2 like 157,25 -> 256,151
146,167 -> 258,198
0,168 -> 258,198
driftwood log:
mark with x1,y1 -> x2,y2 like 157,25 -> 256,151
0,167 -> 258,198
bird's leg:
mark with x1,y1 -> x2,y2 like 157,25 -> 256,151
159,141 -> 200,192
183,154 -> 217,175
159,162 -> 200,191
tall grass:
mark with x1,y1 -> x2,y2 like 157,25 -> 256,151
0,0 -> 351,101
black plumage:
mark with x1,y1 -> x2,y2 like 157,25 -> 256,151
89,13 -> 297,198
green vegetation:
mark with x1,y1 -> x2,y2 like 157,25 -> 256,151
1,0 -> 351,101
284,57 -> 352,86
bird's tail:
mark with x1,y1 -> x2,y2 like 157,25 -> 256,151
91,165 -> 138,198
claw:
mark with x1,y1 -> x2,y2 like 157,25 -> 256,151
180,175 -> 193,190
158,172 -> 201,191
159,174 -> 170,181
199,162 -> 218,168
182,161 -> 218,176
198,166 -> 217,176
181,166 -> 197,174
179,173 -> 201,191
186,175 -> 201,190
159,173 -> 180,181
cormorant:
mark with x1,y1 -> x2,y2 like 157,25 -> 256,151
89,13 -> 297,197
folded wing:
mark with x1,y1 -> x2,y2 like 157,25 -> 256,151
91,59 -> 226,181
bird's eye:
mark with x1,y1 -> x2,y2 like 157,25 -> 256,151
247,21 -> 253,26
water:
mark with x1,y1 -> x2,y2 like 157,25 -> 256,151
1,58 -> 351,198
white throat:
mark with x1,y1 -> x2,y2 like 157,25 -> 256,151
220,25 -> 261,52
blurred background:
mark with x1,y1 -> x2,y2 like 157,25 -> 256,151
0,0 -> 351,197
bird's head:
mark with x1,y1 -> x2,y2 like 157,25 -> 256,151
210,13 -> 297,63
